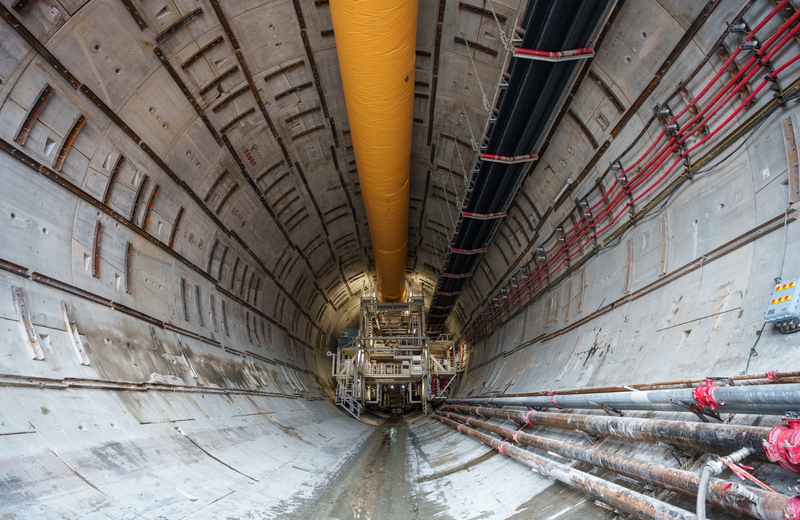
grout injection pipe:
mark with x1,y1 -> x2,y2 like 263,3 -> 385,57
433,414 -> 698,520
444,404 -> 800,473
448,382 -> 800,416
437,411 -> 800,520
442,404 -> 773,459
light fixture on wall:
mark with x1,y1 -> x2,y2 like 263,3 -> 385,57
551,177 -> 573,203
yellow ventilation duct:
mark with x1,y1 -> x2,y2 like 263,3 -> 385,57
330,0 -> 418,302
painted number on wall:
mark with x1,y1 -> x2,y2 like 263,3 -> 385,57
242,148 -> 256,167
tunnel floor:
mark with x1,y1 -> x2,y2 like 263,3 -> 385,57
283,414 -> 444,520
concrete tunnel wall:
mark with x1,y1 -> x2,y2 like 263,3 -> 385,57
1,0 -> 800,518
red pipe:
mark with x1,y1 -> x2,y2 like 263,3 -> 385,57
469,35 -> 800,338
468,67 -> 795,342
669,0 -> 790,124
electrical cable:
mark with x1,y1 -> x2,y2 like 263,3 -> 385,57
468,32 -> 800,338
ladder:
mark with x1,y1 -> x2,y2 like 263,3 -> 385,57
340,386 -> 363,420
336,359 -> 362,420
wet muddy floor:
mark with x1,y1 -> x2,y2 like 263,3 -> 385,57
284,415 -> 443,520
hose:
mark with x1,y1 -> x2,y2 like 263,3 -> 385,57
697,447 -> 754,520
696,465 -> 714,520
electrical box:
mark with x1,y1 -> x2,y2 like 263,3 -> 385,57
338,328 -> 359,348
764,277 -> 800,333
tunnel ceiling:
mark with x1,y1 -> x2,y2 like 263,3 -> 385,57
0,0 -> 748,349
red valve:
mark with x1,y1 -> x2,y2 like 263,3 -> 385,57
764,417 -> 800,474
693,379 -> 725,410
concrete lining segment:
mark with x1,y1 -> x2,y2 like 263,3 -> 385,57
2,0 -> 800,517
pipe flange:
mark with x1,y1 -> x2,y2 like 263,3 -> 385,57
786,495 -> 800,520
764,418 -> 800,474
693,379 -> 725,410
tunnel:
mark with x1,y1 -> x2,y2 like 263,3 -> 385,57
3,0 -> 800,518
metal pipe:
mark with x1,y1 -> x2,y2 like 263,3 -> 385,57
433,414 -> 698,520
443,404 -> 771,459
460,3 -> 800,343
449,383 -> 800,415
465,371 -> 800,399
438,412 -> 797,520
697,447 -> 755,520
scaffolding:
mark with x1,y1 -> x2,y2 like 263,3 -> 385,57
332,282 -> 461,419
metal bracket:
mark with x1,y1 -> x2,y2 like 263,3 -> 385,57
656,441 -> 688,466
14,84 -> 54,146
671,399 -> 722,423
61,300 -> 90,366
588,400 -> 624,417
11,286 -> 44,361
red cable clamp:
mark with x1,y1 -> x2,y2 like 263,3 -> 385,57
544,390 -> 562,409
475,406 -> 484,416
693,379 -> 725,410
498,441 -> 512,456
487,397 -> 494,405
525,409 -> 537,426
766,370 -> 778,380
764,417 -> 800,473
513,430 -> 524,444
